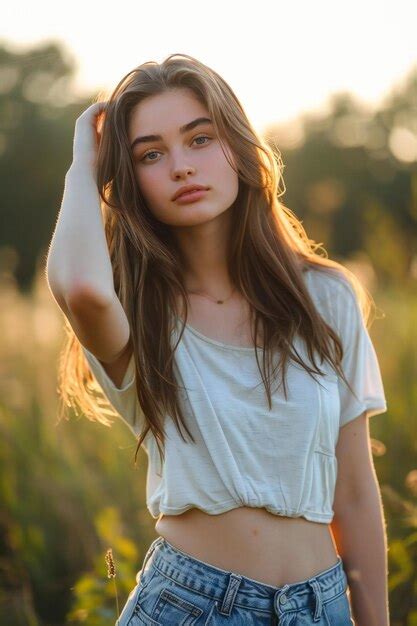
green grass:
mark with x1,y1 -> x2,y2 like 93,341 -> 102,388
0,272 -> 416,625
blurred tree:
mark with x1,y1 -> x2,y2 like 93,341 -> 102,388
0,40 -> 95,293
0,42 -> 416,291
266,66 -> 417,283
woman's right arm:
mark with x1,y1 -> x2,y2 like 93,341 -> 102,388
46,103 -> 133,384
46,102 -> 114,308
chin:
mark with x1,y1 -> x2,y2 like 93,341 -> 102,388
169,206 -> 219,224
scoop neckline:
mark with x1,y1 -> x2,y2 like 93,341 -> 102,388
174,315 -> 264,352
172,269 -> 313,353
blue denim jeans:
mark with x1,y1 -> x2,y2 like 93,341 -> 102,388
116,536 -> 354,625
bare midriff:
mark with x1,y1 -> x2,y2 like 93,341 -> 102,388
155,506 -> 338,588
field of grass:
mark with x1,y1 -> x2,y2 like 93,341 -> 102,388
0,270 -> 416,625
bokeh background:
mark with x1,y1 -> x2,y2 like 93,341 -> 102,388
1,0 -> 417,624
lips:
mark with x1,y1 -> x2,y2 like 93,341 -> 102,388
172,185 -> 208,201
174,189 -> 208,204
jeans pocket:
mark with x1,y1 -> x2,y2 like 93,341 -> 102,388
133,572 -> 206,626
152,587 -> 204,625
322,589 -> 355,625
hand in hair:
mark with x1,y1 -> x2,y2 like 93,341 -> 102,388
72,101 -> 107,169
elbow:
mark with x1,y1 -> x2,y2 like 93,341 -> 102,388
332,481 -> 382,522
66,283 -> 114,313
46,254 -> 114,313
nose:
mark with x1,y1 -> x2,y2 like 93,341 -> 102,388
172,164 -> 196,179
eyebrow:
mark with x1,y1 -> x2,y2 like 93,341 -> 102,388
130,117 -> 213,150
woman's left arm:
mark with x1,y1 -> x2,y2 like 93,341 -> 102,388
330,412 -> 390,626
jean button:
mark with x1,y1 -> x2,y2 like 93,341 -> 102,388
280,593 -> 288,604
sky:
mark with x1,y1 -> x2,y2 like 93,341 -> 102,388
3,0 -> 417,135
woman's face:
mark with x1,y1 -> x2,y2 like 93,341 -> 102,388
128,88 -> 239,227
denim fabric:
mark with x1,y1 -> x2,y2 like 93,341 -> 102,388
116,536 -> 354,625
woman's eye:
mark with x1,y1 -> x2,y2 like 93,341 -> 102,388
140,135 -> 211,162
193,135 -> 211,146
141,150 -> 160,162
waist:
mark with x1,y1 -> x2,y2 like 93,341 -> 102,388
155,505 -> 338,588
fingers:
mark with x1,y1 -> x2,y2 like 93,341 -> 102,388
91,102 -> 108,143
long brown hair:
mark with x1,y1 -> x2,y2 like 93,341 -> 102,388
57,53 -> 378,467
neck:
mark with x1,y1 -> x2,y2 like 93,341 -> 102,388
173,207 -> 234,295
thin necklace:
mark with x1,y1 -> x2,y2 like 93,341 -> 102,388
186,286 -> 236,305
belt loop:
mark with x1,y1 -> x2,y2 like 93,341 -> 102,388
308,578 -> 323,621
218,573 -> 243,616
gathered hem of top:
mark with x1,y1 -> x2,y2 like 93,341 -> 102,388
149,499 -> 334,524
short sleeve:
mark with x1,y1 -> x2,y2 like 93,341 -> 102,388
81,345 -> 145,437
333,281 -> 388,428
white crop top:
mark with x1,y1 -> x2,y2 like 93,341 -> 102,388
81,267 -> 387,524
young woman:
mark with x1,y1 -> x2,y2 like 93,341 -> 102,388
46,53 -> 389,625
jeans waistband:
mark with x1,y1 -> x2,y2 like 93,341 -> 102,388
139,536 -> 348,621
